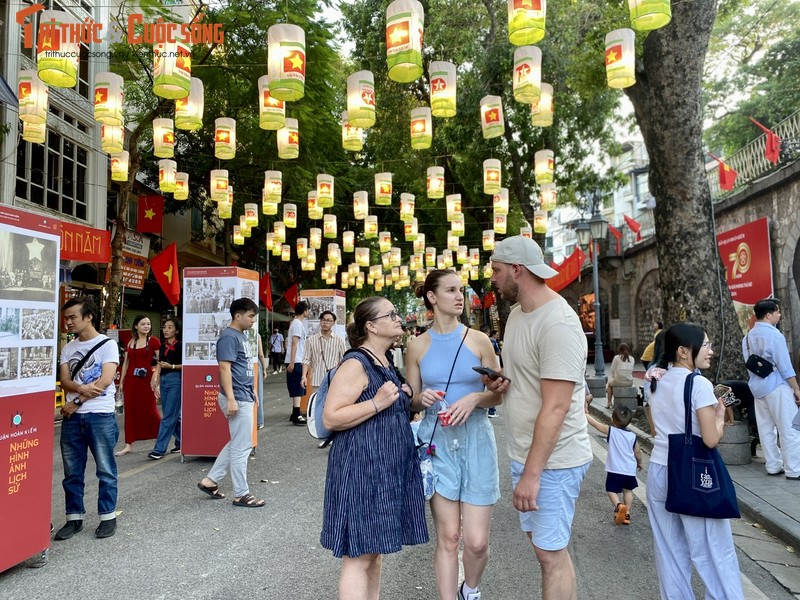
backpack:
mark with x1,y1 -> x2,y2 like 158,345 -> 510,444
307,348 -> 373,440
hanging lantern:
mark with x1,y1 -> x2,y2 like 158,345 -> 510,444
307,247 -> 317,264
307,191 -> 323,220
301,257 -> 313,271
415,270 -> 426,283
243,203 -> 259,228
404,218 -> 418,241
447,231 -> 459,251
414,233 -> 426,253
365,215 -> 378,239
36,10 -> 80,88
310,227 -> 322,249
390,267 -> 400,283
375,173 -> 393,205
629,0 -> 671,31
513,46 -> 542,104
317,174 -> 335,208
429,61 -> 457,117
400,193 -> 415,222
110,151 -> 129,182
93,72 -> 124,126
470,248 -> 481,266
240,216 -> 252,238
446,194 -> 462,222
153,118 -> 175,158
23,121 -> 46,144
427,166 -> 444,199
379,231 -> 392,253
425,247 -> 436,267
296,238 -> 308,258
175,77 -> 204,131
266,232 -> 275,252
483,229 -> 496,251
520,225 -> 533,238
482,263 -> 493,279
218,187 -> 233,219
605,29 -> 636,89
174,172 -> 189,200
534,210 -> 547,234
347,71 -> 376,129
101,125 -> 124,154
480,95 -> 505,139
267,24 -> 306,101
233,225 -> 244,245
452,214 -> 465,237
493,188 -> 509,215
507,0 -> 547,46
353,191 -> 369,219
158,159 -> 177,193
210,170 -> 229,202
281,244 -> 292,261
493,212 -> 507,235
153,41 -> 191,99
343,231 -> 355,253
258,76 -> 286,131
530,82 -> 554,127
390,247 -> 402,267
215,117 -> 236,160
283,203 -> 297,228
323,214 -> 337,238
410,253 -> 423,271
410,107 -> 432,150
370,264 -> 383,280
18,70 -> 49,125
356,273 -> 365,289
272,239 -> 282,256
386,0 -> 425,83
328,243 -> 342,265
263,202 -> 278,216
264,171 -> 282,203
274,221 -> 286,243
539,182 -> 557,210
534,149 -> 555,184
483,159 -> 502,194
470,265 -> 479,280
442,250 -> 454,268
457,246 -> 469,264
341,272 -> 350,289
341,111 -> 363,151
277,118 -> 300,159
356,247 -> 370,267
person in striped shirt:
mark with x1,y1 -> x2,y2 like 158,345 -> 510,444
302,310 -> 347,395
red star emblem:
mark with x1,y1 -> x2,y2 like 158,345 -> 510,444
216,130 -> 230,143
484,109 -> 500,124
431,78 -> 446,93
19,82 -> 31,99
605,45 -> 622,67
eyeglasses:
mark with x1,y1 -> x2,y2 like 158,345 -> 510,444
372,310 -> 400,322
320,318 -> 335,323
702,341 -> 714,350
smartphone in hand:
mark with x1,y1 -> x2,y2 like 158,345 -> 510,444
472,365 -> 510,383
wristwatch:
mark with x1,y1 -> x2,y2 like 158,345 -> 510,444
73,398 -> 82,406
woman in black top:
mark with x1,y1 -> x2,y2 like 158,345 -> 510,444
149,317 -> 182,459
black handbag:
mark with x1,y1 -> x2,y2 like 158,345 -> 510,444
665,372 -> 740,519
745,334 -> 774,379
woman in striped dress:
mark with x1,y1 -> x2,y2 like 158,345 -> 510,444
321,297 -> 429,599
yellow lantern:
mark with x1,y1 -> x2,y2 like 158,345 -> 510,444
317,174 -> 335,208
296,238 -> 308,259
18,70 -> 48,125
272,240 -> 282,256
493,212 -> 507,234
400,193 -> 415,222
356,247 -> 370,267
415,270 -> 426,283
410,253 -> 423,271
425,247 -> 436,267
23,121 -> 46,144
175,77 -> 204,131
282,244 -> 292,262
427,166 -> 445,199
110,151 -> 129,182
451,215 -> 465,237
258,76 -> 286,131
283,203 -> 297,228
341,272 -> 350,289
404,218 -> 418,241
493,188 -> 509,215
274,221 -> 286,243
390,247 -> 402,267
310,227 -> 322,249
520,225 -> 533,238
218,187 -> 233,219
447,231 -> 459,251
240,216 -> 252,238
534,210 -> 547,233
370,264 -> 382,280
277,118 -> 299,159
470,265 -> 479,280
446,194 -> 462,222
534,149 -> 554,184
342,111 -> 363,151
353,191 -> 369,219
539,182 -> 557,210
482,263 -> 493,278
323,214 -> 337,238
480,95 -> 505,139
343,231 -> 355,253
605,29 -> 636,89
531,82 -> 554,127
484,159 -> 502,194
264,171 -> 282,203
457,246 -> 469,264
174,172 -> 189,200
414,233 -> 426,253
36,10 -> 80,88
443,249 -> 454,268
470,248 -> 480,266
301,257 -> 313,271
215,117 -> 236,160
365,215 -> 379,239
512,46 -> 542,104
356,272 -> 365,289
153,118 -> 175,158
347,71 -> 376,129
238,203 -> 255,228
210,170 -> 229,202
307,247 -> 317,264
410,107 -> 432,150
266,232 -> 275,252
101,125 -> 124,154
629,0 -> 671,31
391,267 -> 400,283
375,173 -> 392,206
159,159 -> 177,193
379,231 -> 392,253
386,0 -> 425,83
267,24 -> 306,101
93,72 -> 124,126
263,202 -> 278,216
233,225 -> 244,245
328,243 -> 342,265
308,191 -> 324,220
429,61 -> 457,117
483,229 -> 495,251
507,0 -> 547,46
153,41 -> 191,99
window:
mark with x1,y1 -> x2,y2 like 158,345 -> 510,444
191,207 -> 204,238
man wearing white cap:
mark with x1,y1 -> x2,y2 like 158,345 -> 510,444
486,235 -> 592,600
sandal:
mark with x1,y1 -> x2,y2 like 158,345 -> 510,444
232,493 -> 265,508
197,481 -> 225,499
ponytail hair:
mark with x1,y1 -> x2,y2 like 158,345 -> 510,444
346,297 -> 386,348
649,322 -> 705,393
413,269 -> 458,311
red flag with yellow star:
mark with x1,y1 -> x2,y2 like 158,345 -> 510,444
137,194 -> 164,234
150,242 -> 180,305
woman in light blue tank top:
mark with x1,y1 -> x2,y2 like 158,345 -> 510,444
406,270 -> 503,600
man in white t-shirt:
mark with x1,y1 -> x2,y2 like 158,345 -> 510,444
55,297 -> 120,541
285,301 -> 308,424
487,236 -> 592,600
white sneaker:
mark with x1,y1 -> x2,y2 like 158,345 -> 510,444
272,371 -> 278,375
458,582 -> 481,600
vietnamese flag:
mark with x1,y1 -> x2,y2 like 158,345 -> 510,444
263,91 -> 283,108
623,214 -> 642,241
719,162 -> 738,191
283,282 -> 300,310
94,87 -> 108,106
748,117 -> 781,165
361,89 -> 375,106
608,224 -> 623,254
386,21 -> 410,50
259,272 -> 274,311
283,50 -> 305,76
514,0 -> 542,9
411,118 -> 427,134
38,28 -> 60,52
288,131 -> 299,146
380,182 -> 391,194
18,82 -> 31,99
215,128 -> 230,143
176,52 -> 191,72
150,243 -> 180,306
605,45 -> 622,67
138,194 -> 164,234
484,109 -> 500,124
163,130 -> 174,144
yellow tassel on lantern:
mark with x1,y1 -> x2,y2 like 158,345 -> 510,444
174,172 -> 189,200
317,174 -> 335,208
429,61 -> 457,117
347,71 -> 376,129
153,118 -> 175,159
427,167 -> 444,199
110,151 -> 129,182
210,170 -> 229,202
493,188 -> 509,215
36,10 -> 80,88
410,107 -> 432,150
375,173 -> 392,206
386,0 -> 425,83
605,29 -> 636,89
215,117 -> 236,160
507,0 -> 547,46
484,159 -> 502,194
342,111 -> 363,151
175,77 -> 204,131
353,191 -> 369,219
480,96 -> 505,139
159,159 -> 177,193
283,203 -> 297,228
258,76 -> 286,131
534,150 -> 554,184
18,70 -> 49,125
153,41 -> 191,99
530,82 -> 554,127
629,0 -> 671,31
23,121 -> 47,144
277,118 -> 299,159
101,125 -> 124,154
513,46 -> 542,104
268,24 -> 306,101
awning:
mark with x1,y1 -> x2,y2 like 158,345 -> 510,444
0,75 -> 18,108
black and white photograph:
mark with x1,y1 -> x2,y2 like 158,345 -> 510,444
21,308 -> 55,341
20,345 -> 54,379
183,278 -> 235,314
0,347 -> 19,381
303,295 -> 335,320
197,313 -> 232,341
0,230 -> 58,302
240,281 -> 256,303
0,307 -> 20,341
185,342 -> 211,361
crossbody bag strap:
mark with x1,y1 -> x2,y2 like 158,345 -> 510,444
425,326 -> 470,447
682,371 -> 698,444
70,338 -> 112,380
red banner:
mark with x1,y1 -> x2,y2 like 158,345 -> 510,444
547,247 -> 586,293
60,222 -> 111,263
716,217 -> 773,306
180,365 -> 230,457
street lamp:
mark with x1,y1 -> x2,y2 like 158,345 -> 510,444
576,212 -> 609,378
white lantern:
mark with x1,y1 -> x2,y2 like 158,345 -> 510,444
534,149 -> 555,184
457,246 -> 469,264
605,29 -> 636,89
446,194 -> 462,222
101,125 -> 124,154
210,170 -> 229,202
404,218 -> 418,241
425,247 -> 436,267
175,77 -> 204,131
447,231 -> 459,251
429,61 -> 457,117
233,225 -> 244,245
153,41 -> 191,99
534,210 -> 547,233
110,151 -> 129,182
484,159 -> 502,194
266,232 -> 275,252
356,247 -> 370,267
520,225 -> 533,238
343,231 -> 355,252
240,216 -> 251,238
258,76 -> 286,131
93,72 -> 124,126
443,249 -> 454,268
493,188 -> 509,215
507,0 -> 547,46
218,189 -> 232,219
307,191 -> 323,220
400,193 -> 415,222
268,24 -> 306,101
414,233 -> 426,253
296,238 -> 308,258
274,221 -> 286,243
480,95 -> 505,139
386,0 -> 425,83
451,214 -> 465,237
342,111 -> 363,152
307,247 -> 317,264
390,247 -> 402,267
174,172 -> 189,200
23,121 -> 46,144
277,118 -> 299,159
323,214 -> 337,238
158,159 -> 177,193
264,171 -> 282,204
215,117 -> 236,160
153,118 -> 175,158
364,215 -> 379,239
410,107 -> 432,150
283,203 -> 297,228
317,174 -> 335,208
427,166 -> 445,199
530,82 -> 554,127
470,248 -> 481,266
375,173 -> 392,206
278,244 -> 290,261
36,10 -> 80,88
493,212 -> 507,235
483,229 -> 495,251
310,227 -> 322,249
263,202 -> 278,216
539,182 -> 557,210
512,46 -> 542,104
353,191 -> 369,219
411,253 -> 423,271
347,71 -> 376,129
18,70 -> 49,125
379,231 -> 392,254
328,243 -> 341,265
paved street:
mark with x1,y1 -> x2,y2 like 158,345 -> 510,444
2,373 -> 798,599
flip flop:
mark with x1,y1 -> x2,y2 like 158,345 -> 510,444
232,493 -> 265,508
197,482 -> 225,499
114,448 -> 131,457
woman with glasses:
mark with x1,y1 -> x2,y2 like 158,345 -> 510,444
405,269 -> 503,600
321,297 -> 428,599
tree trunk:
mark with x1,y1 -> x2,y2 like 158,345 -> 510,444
625,0 -> 745,380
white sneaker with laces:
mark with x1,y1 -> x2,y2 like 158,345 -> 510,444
458,582 -> 481,600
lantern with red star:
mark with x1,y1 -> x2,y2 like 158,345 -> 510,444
480,96 -> 505,139
111,151 -> 129,182
176,77 -> 204,131
18,70 -> 48,125
530,82 -> 553,127
93,72 -> 124,126
347,71 -> 376,129
277,118 -> 299,159
153,118 -> 175,159
36,10 -> 80,88
427,166 -> 445,199
386,0 -> 425,83
605,29 -> 636,89
410,107 -> 432,150
258,76 -> 286,131
534,149 -> 554,184
268,24 -> 306,101
483,159 -> 502,194
507,0 -> 547,46
153,41 -> 191,99
215,118 -> 236,159
429,61 -> 457,117
512,46 -> 542,103
375,173 -> 393,206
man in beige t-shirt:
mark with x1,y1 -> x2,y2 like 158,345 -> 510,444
487,236 -> 592,600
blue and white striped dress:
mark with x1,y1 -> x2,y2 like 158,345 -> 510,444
321,352 -> 429,558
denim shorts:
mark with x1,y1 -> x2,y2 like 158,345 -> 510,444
510,460 -> 590,551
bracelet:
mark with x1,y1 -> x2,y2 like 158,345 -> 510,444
370,398 -> 379,414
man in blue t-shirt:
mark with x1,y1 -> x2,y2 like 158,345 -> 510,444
198,298 -> 265,507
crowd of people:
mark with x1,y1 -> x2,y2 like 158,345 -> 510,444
21,308 -> 55,340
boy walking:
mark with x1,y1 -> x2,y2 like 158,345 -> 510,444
586,405 -> 642,524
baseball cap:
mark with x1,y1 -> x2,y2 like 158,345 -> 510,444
490,236 -> 558,279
